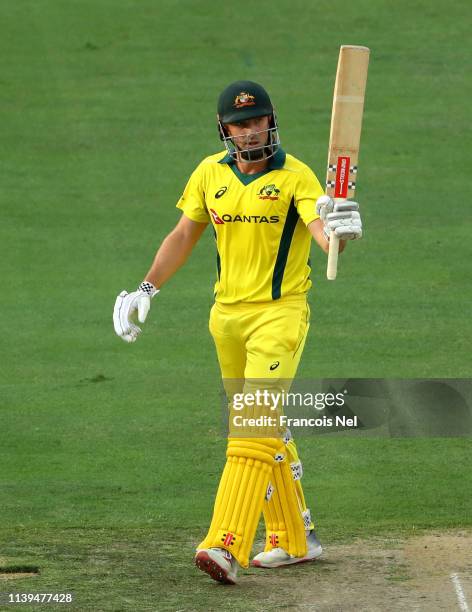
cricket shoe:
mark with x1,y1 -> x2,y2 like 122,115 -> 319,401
251,531 -> 323,568
195,547 -> 238,585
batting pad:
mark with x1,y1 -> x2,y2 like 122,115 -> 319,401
197,438 -> 283,568
262,456 -> 308,557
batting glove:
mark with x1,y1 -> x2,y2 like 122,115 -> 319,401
316,195 -> 363,241
113,281 -> 159,343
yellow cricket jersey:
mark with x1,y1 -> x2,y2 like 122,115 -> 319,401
176,148 -> 324,304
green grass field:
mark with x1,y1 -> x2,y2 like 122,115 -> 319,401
1,1 -> 471,610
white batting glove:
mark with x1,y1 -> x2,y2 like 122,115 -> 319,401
316,195 -> 363,241
113,281 -> 159,343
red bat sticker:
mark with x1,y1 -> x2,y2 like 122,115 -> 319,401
335,156 -> 350,198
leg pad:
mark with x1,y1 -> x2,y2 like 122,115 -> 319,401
197,438 -> 283,568
262,457 -> 307,558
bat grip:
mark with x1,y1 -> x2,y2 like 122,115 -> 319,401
327,231 -> 339,280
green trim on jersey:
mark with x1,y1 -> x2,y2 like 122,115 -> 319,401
229,165 -> 269,186
272,197 -> 300,300
218,148 -> 287,185
212,227 -> 221,280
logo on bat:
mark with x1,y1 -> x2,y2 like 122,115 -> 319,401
335,156 -> 351,198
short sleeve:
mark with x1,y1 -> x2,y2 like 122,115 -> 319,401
294,165 -> 324,226
176,163 -> 210,223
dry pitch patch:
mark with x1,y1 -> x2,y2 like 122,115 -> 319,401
0,532 -> 470,611
242,530 -> 472,612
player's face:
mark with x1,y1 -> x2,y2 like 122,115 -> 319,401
224,115 -> 271,161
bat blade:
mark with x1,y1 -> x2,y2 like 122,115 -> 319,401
326,45 -> 370,280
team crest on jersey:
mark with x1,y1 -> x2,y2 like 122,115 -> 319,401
233,92 -> 256,108
258,184 -> 280,201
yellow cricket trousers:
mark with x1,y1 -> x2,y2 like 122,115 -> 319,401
209,293 -> 313,527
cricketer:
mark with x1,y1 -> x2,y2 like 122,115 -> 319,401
113,81 -> 363,584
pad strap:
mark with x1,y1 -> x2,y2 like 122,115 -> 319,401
262,457 -> 308,557
263,437 -> 313,554
290,461 -> 303,481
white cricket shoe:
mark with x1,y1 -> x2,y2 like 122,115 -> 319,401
251,531 -> 323,568
195,547 -> 238,585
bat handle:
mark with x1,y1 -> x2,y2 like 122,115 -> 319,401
327,231 -> 339,280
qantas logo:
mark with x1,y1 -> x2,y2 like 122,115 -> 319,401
209,208 -> 225,224
209,210 -> 279,224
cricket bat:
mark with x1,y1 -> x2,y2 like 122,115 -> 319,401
326,45 -> 370,280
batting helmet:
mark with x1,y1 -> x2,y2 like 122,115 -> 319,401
217,80 -> 280,162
